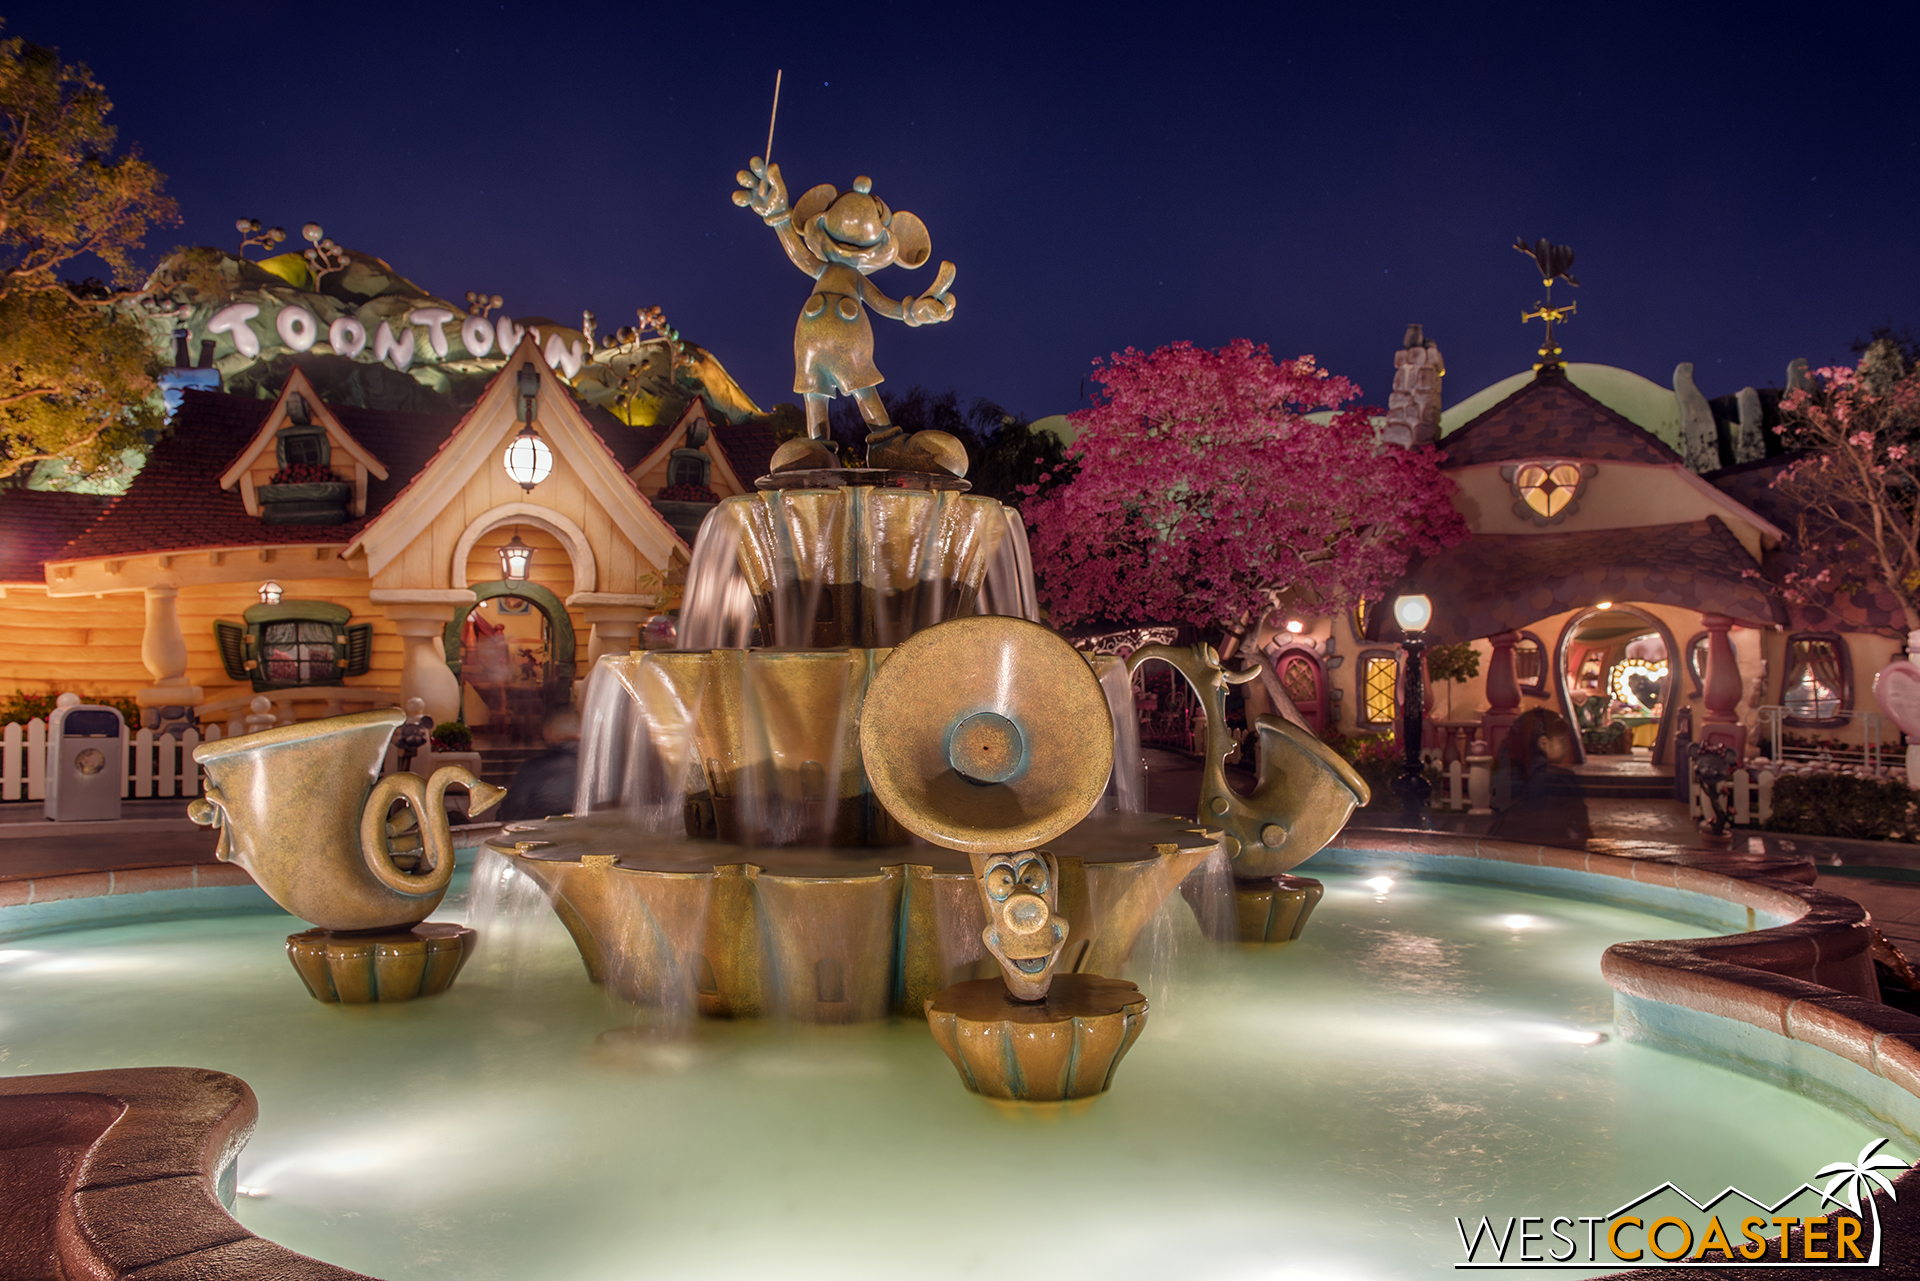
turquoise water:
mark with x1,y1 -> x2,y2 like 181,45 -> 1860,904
0,861 -> 1902,1279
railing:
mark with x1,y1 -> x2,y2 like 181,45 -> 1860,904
1751,704 -> 1890,774
0,719 -> 230,802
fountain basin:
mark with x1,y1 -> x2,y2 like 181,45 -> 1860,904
490,811 -> 1222,1021
6,851 -> 1919,1279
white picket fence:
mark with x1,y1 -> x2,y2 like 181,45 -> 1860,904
0,718 -> 229,802
1690,768 -> 1777,828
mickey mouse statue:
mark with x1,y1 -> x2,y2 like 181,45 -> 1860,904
733,157 -> 961,473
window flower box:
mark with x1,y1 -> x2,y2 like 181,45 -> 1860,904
258,480 -> 351,525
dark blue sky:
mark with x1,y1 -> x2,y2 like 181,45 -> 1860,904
15,2 -> 1918,419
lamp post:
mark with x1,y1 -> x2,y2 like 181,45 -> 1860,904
1392,592 -> 1433,824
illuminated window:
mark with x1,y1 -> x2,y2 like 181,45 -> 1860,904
1505,459 -> 1594,525
1358,650 -> 1400,727
1783,633 -> 1849,725
213,601 -> 373,692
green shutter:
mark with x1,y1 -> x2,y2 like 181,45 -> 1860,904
213,620 -> 250,681
343,623 -> 375,677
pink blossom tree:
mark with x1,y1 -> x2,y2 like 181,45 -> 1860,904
1770,348 -> 1920,629
1022,339 -> 1468,648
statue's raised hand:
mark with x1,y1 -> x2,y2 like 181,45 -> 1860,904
904,261 -> 957,326
732,157 -> 789,224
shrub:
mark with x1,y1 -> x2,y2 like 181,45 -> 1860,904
0,688 -> 141,727
430,721 -> 473,751
1765,772 -> 1920,841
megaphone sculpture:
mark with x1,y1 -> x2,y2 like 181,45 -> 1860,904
863,616 -> 1161,1102
189,707 -> 505,1004
1129,643 -> 1369,943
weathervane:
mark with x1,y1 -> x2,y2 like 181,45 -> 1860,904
1514,237 -> 1578,370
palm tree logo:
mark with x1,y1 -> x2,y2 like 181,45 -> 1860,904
1816,1137 -> 1909,1264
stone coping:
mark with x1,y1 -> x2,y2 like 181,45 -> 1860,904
0,1066 -> 375,1280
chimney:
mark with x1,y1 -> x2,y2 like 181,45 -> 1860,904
1381,324 -> 1445,448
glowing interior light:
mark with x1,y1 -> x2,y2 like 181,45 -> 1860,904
1366,875 -> 1394,894
1595,600 -> 1614,610
1285,619 -> 1304,635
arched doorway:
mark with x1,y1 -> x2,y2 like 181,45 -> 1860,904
1552,604 -> 1680,767
444,581 -> 577,743
1267,644 -> 1329,734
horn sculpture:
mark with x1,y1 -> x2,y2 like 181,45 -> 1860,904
863,616 -> 1161,1102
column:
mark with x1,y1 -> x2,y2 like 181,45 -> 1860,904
1698,613 -> 1747,759
370,590 -> 475,726
569,593 -> 655,667
1480,631 -> 1521,760
136,585 -> 204,731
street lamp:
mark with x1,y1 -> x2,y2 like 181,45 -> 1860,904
1392,592 -> 1433,824
497,529 -> 533,582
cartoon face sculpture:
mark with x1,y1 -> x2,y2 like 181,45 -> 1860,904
971,850 -> 1069,1001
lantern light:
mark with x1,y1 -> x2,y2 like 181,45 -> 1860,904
497,529 -> 534,582
1392,593 -> 1433,634
1285,619 -> 1305,635
503,426 -> 552,492
1596,600 -> 1614,611
258,581 -> 283,604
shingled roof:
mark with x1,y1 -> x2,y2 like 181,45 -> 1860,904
1709,454 -> 1909,633
0,490 -> 113,582
1390,516 -> 1784,644
1440,366 -> 1684,469
52,391 -> 461,562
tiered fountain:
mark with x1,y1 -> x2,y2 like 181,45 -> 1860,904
186,152 -> 1369,1096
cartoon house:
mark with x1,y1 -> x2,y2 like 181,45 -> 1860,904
1246,342 -> 1899,774
3,336 -> 775,744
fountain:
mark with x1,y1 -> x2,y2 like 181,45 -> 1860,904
478,154 -> 1369,1041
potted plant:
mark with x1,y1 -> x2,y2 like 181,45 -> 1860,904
258,463 -> 352,525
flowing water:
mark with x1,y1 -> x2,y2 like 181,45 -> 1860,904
0,866 -> 1902,1280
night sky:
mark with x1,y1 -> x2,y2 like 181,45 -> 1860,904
11,2 -> 1918,421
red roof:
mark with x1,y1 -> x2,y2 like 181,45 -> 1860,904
1440,366 -> 1683,468
36,378 -> 780,569
54,391 -> 460,562
0,490 -> 113,581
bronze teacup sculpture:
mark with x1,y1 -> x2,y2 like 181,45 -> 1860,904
190,707 -> 505,1004
862,616 -> 1155,1102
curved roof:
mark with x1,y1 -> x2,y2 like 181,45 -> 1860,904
1440,362 -> 1683,453
1388,517 -> 1782,645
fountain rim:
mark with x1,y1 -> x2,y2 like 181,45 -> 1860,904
192,706 -> 404,763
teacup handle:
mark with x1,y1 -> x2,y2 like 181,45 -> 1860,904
360,767 -> 508,898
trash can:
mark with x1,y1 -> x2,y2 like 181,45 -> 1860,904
46,703 -> 125,822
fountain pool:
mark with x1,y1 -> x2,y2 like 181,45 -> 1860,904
1,856 -> 1904,1280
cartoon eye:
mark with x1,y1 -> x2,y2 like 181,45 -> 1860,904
1017,859 -> 1048,895
986,866 -> 1016,900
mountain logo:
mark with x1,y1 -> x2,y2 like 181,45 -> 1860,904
1454,1138 -> 1909,1268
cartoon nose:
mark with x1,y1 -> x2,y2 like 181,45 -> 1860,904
1002,894 -> 1049,935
